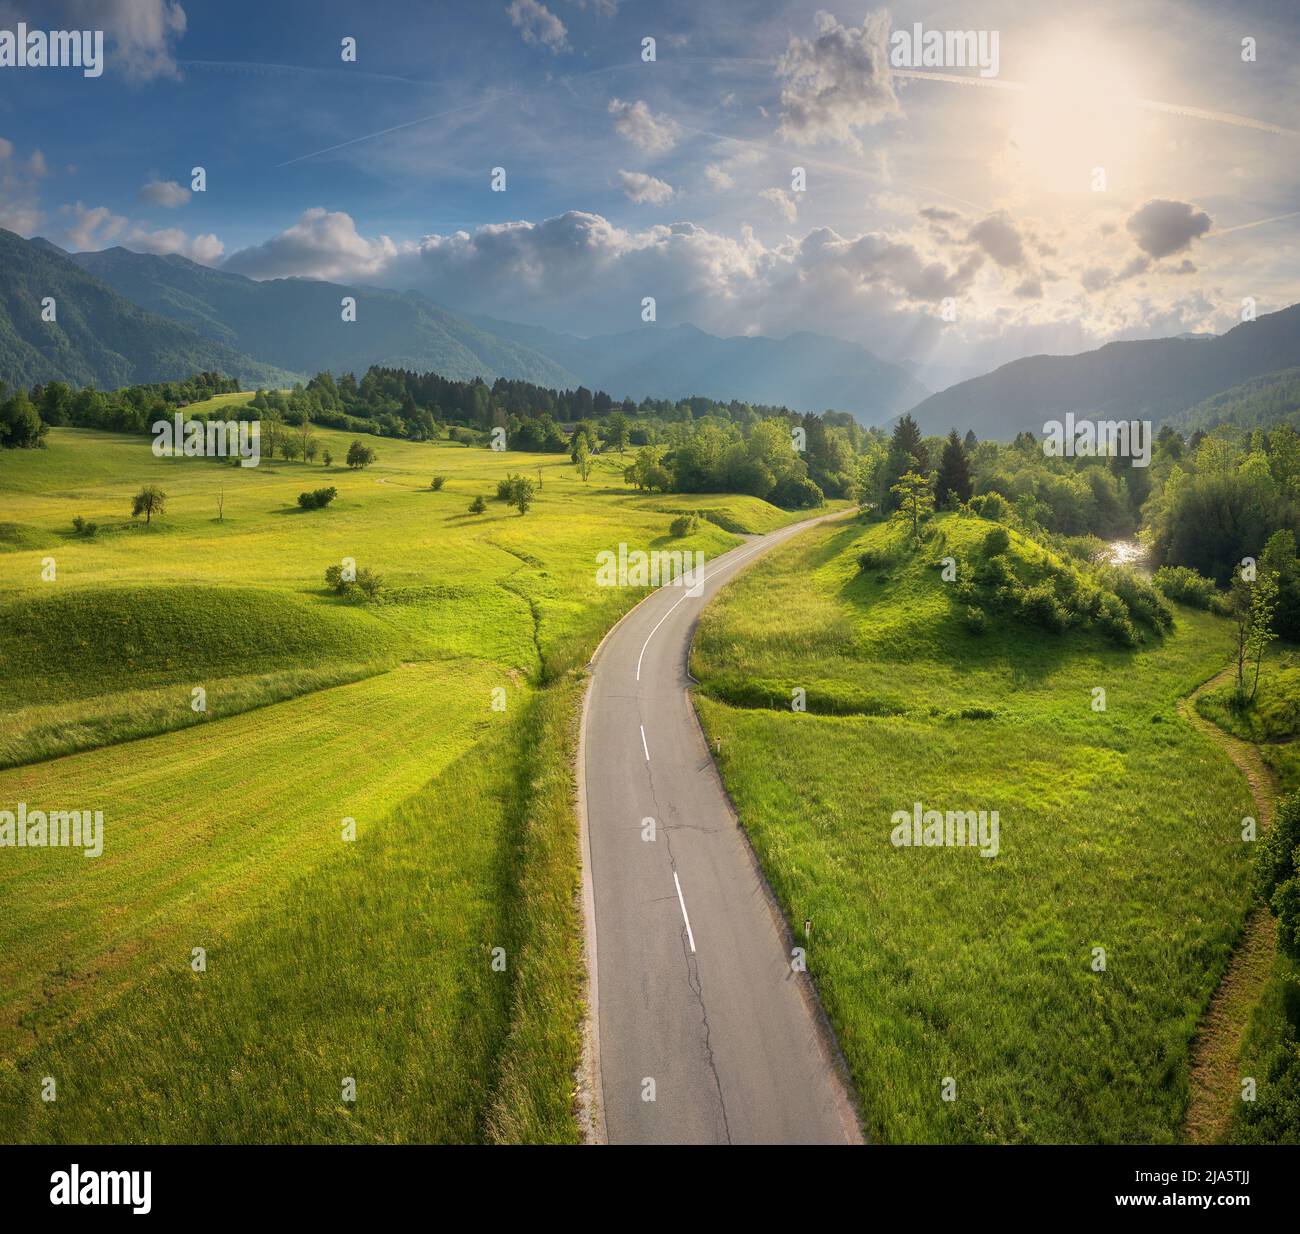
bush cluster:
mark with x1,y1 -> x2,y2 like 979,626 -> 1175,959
297,486 -> 337,510
951,533 -> 1172,646
324,562 -> 383,601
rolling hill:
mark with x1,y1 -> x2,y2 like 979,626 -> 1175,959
0,229 -> 297,390
905,303 -> 1300,439
69,246 -> 581,389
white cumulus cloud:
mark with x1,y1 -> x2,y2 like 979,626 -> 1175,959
618,170 -> 674,205
608,98 -> 681,154
776,9 -> 900,151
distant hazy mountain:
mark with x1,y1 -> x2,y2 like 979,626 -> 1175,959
898,358 -> 989,395
0,229 -> 296,390
70,247 -> 581,389
905,304 -> 1300,440
471,315 -> 929,421
1167,367 -> 1300,434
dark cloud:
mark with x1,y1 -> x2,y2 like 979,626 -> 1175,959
1126,198 -> 1212,259
968,212 -> 1025,268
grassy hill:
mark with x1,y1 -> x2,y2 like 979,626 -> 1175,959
0,230 -> 296,390
0,424 -> 823,1142
691,511 -> 1253,1142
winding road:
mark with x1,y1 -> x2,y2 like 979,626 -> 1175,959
579,512 -> 862,1144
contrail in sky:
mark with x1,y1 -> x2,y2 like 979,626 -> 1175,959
892,69 -> 1300,138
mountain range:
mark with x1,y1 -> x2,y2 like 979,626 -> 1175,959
1,231 -> 929,421
906,304 -> 1300,439
0,229 -> 296,391
6,228 -> 1300,440
467,314 -> 931,420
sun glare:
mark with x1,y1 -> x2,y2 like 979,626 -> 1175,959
1004,35 -> 1150,196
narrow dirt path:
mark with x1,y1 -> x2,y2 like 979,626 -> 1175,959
1178,665 -> 1279,1144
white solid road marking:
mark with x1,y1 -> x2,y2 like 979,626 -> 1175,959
640,724 -> 650,761
634,531 -> 792,681
673,869 -> 697,953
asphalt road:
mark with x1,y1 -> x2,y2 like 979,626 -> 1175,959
580,512 -> 862,1144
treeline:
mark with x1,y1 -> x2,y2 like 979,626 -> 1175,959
0,372 -> 239,446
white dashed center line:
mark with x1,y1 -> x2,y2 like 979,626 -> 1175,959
673,869 -> 697,953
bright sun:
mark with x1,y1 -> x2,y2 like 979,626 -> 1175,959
1004,36 -> 1151,196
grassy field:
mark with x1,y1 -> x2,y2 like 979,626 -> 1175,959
0,424 -> 821,1143
691,511 -> 1254,1143
1195,648 -> 1300,794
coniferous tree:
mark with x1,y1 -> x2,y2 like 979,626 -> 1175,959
935,429 -> 973,508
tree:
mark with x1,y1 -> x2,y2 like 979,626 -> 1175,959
935,429 -> 973,507
889,470 -> 934,539
323,449 -> 333,468
469,494 -> 487,514
1230,569 -> 1279,705
891,413 -> 929,472
1255,791 -> 1300,960
262,408 -> 283,462
507,473 -> 536,515
606,409 -> 629,455
131,484 -> 166,526
298,407 -> 315,463
0,389 -> 47,449
575,434 -> 592,482
346,440 -> 376,469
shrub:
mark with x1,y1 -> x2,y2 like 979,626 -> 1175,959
71,516 -> 97,537
982,526 -> 1011,557
324,563 -> 348,594
297,486 -> 337,510
969,491 -> 1010,522
771,474 -> 825,509
670,513 -> 700,538
1153,564 -> 1218,610
1095,592 -> 1138,646
1099,566 -> 1173,633
324,562 -> 383,601
1018,582 -> 1068,633
962,604 -> 987,634
431,475 -> 447,491
857,546 -> 896,572
469,494 -> 487,514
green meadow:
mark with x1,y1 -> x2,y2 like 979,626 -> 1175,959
691,512 -> 1256,1143
0,423 -> 815,1143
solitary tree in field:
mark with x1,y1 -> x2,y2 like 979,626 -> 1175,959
347,439 -> 376,469
575,434 -> 592,483
132,484 -> 167,526
505,474 -> 536,515
889,470 -> 934,539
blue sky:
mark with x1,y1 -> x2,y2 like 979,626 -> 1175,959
3,0 -> 1299,374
